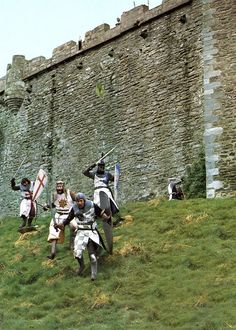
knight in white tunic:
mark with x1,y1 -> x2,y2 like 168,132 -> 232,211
168,178 -> 184,201
56,192 -> 109,281
83,160 -> 119,214
46,181 -> 77,259
83,159 -> 119,254
11,177 -> 36,229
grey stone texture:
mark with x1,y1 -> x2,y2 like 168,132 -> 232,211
0,0 -> 235,215
202,0 -> 236,197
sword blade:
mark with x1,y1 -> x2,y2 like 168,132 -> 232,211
95,146 -> 116,165
13,156 -> 27,178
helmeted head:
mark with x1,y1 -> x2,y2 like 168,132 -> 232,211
168,177 -> 182,186
21,178 -> 31,188
56,180 -> 65,194
168,177 -> 176,183
97,159 -> 105,174
75,192 -> 86,209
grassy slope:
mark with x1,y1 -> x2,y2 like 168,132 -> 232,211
0,198 -> 236,330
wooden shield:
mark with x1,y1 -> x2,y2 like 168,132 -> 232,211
32,169 -> 48,201
114,163 -> 121,201
99,191 -> 113,254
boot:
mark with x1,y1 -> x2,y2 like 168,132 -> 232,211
76,257 -> 85,276
19,217 -> 27,229
90,254 -> 97,281
113,215 -> 124,227
27,218 -> 33,228
47,253 -> 55,260
47,240 -> 56,259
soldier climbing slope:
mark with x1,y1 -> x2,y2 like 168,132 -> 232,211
55,192 -> 109,281
167,178 -> 184,200
11,177 -> 36,231
45,180 -> 77,259
83,157 -> 119,254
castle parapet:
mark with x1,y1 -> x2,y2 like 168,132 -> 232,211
52,40 -> 78,62
24,56 -> 49,76
120,5 -> 149,29
162,0 -> 189,12
1,0 -> 193,81
83,23 -> 110,47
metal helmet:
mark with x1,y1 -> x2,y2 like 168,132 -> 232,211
97,154 -> 105,174
97,159 -> 105,166
75,192 -> 86,201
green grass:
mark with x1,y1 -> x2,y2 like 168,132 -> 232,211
0,198 -> 236,329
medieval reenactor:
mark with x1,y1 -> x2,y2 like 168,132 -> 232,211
55,192 -> 109,281
83,157 -> 119,254
11,177 -> 36,230
168,178 -> 184,200
45,181 -> 77,259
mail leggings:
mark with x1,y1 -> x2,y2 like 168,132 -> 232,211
87,239 -> 99,256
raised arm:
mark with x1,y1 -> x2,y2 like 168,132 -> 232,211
62,208 -> 75,226
10,178 -> 20,191
83,164 -> 96,179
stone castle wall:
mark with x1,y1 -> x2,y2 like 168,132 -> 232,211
0,0 -> 235,215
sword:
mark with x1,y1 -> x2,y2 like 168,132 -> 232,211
13,156 -> 27,178
35,201 -> 45,209
95,146 -> 116,165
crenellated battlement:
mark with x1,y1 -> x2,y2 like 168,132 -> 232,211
0,0 -> 192,89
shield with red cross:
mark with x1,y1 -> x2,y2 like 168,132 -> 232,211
32,169 -> 48,201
